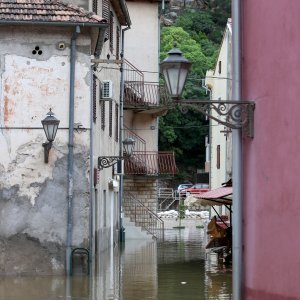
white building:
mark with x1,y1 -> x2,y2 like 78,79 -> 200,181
205,19 -> 232,215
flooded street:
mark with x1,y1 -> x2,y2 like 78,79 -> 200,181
0,228 -> 232,300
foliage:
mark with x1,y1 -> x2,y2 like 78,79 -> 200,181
159,4 -> 231,183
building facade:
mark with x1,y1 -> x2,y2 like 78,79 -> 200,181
205,19 -> 232,190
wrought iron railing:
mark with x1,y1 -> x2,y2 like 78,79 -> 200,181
125,151 -> 177,175
124,81 -> 170,107
123,59 -> 144,84
123,192 -> 164,240
123,126 -> 146,153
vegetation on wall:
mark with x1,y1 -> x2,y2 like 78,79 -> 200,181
159,1 -> 231,184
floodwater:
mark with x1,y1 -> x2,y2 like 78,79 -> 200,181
0,228 -> 232,300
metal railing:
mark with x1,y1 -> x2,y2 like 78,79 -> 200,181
123,126 -> 146,153
125,151 -> 177,175
158,188 -> 177,211
123,59 -> 144,84
124,81 -> 170,107
123,192 -> 164,240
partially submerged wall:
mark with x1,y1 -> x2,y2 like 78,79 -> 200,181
0,27 -> 92,275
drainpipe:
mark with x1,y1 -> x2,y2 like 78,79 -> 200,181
66,25 -> 80,276
119,26 -> 130,242
232,1 -> 243,299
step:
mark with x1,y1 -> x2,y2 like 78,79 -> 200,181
122,217 -> 153,240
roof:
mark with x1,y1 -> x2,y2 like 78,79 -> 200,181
0,0 -> 107,25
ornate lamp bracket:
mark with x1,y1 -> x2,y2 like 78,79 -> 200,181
98,155 -> 128,170
173,100 -> 255,138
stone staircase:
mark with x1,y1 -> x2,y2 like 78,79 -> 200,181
123,192 -> 164,240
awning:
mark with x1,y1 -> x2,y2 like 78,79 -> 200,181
184,187 -> 232,208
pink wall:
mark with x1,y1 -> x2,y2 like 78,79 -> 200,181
242,0 -> 300,299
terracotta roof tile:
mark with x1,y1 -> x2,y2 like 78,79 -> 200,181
0,0 -> 107,24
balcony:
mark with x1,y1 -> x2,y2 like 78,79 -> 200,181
124,151 -> 177,176
123,59 -> 170,113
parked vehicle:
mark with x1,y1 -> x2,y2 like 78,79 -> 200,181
182,183 -> 209,196
175,183 -> 193,196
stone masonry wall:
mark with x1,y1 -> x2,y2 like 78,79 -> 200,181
123,178 -> 158,220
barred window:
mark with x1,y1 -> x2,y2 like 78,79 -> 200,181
109,11 -> 114,53
101,100 -> 105,131
116,26 -> 120,60
109,100 -> 113,137
115,103 -> 119,142
93,75 -> 97,123
102,0 -> 110,41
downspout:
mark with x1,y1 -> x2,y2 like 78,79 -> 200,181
119,26 -> 130,242
232,1 -> 243,299
66,25 -> 80,276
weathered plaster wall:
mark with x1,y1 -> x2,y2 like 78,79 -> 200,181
0,27 -> 92,275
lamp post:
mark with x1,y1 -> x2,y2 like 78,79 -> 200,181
160,45 -> 255,137
98,137 -> 135,169
41,109 -> 60,163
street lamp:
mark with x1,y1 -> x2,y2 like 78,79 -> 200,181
160,45 -> 255,138
98,137 -> 136,169
160,43 -> 192,99
41,109 -> 60,163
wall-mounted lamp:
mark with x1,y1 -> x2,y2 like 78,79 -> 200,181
160,44 -> 255,137
41,109 -> 60,163
98,138 -> 135,170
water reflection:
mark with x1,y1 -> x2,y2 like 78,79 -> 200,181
0,228 -> 231,300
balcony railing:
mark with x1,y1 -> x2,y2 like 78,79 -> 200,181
123,126 -> 146,153
124,81 -> 170,108
123,59 -> 144,84
124,151 -> 177,176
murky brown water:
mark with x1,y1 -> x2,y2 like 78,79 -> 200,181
0,228 -> 232,300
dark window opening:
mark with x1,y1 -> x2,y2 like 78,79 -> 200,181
109,100 -> 113,137
115,103 -> 119,142
101,101 -> 105,131
93,75 -> 97,123
102,0 -> 110,41
109,11 -> 114,53
217,145 -> 220,169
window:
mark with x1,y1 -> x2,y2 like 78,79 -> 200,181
217,145 -> 220,169
116,26 -> 120,60
93,75 -> 97,123
115,103 -> 119,142
218,61 -> 222,74
101,100 -> 105,131
109,100 -> 112,137
109,11 -> 114,53
102,0 -> 110,41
